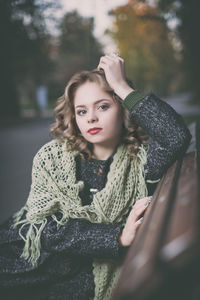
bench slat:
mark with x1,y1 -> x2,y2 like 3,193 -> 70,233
160,152 -> 199,266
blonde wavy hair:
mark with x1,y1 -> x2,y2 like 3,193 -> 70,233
50,69 -> 148,159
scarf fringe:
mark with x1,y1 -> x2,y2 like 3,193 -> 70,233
13,207 -> 48,266
12,206 -> 27,227
136,145 -> 148,200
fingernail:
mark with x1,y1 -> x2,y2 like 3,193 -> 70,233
148,196 -> 153,203
139,217 -> 143,222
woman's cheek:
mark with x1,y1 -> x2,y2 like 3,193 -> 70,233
76,119 -> 85,134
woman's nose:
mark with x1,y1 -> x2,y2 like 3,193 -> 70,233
87,111 -> 98,123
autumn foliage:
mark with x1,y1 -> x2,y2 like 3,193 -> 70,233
108,0 -> 180,95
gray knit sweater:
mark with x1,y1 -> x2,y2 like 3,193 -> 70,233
0,92 -> 191,300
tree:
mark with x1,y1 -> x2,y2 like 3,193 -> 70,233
107,0 -> 179,95
0,0 -> 54,118
53,10 -> 103,88
151,0 -> 200,102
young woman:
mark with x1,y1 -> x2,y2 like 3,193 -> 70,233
0,53 -> 191,300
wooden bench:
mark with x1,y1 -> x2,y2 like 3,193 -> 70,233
112,123 -> 200,300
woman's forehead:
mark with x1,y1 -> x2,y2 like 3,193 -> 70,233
73,81 -> 114,106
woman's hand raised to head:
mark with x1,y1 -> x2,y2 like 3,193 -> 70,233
118,196 -> 152,247
97,53 -> 134,100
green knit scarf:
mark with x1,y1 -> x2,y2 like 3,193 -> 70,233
13,139 -> 148,300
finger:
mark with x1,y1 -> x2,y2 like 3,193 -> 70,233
104,53 -> 124,65
97,63 -> 103,71
144,196 -> 153,206
108,52 -> 121,58
106,52 -> 118,57
136,206 -> 148,219
100,56 -> 113,63
105,54 -> 116,61
109,52 -> 124,63
132,202 -> 150,221
136,196 -> 152,207
97,56 -> 108,68
98,56 -> 121,73
134,218 -> 143,231
97,60 -> 108,71
99,56 -> 114,69
98,54 -> 123,70
132,197 -> 150,211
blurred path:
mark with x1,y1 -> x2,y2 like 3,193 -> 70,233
165,92 -> 200,116
0,117 -> 53,224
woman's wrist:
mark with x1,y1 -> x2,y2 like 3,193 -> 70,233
118,225 -> 126,247
118,229 -> 132,247
114,82 -> 134,100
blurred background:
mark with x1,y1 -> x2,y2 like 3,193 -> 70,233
0,0 -> 200,223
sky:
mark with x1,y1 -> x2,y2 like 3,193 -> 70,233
57,0 -> 129,52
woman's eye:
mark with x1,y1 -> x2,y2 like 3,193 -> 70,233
77,110 -> 86,116
76,104 -> 109,115
99,104 -> 109,110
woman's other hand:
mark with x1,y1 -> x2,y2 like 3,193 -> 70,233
119,196 -> 152,247
97,53 -> 134,100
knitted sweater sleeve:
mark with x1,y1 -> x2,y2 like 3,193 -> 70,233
0,214 -> 122,269
122,91 -> 192,181
40,215 -> 123,259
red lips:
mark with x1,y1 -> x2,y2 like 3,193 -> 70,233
88,127 -> 102,135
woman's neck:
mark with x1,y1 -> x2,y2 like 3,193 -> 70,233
91,140 -> 120,161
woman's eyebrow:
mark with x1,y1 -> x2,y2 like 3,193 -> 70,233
75,99 -> 112,109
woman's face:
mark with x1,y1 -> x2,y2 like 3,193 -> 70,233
73,81 -> 123,148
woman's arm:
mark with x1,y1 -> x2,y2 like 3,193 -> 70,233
0,213 -> 124,269
98,53 -> 192,181
0,213 -> 124,291
40,215 -> 123,259
123,91 -> 192,180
